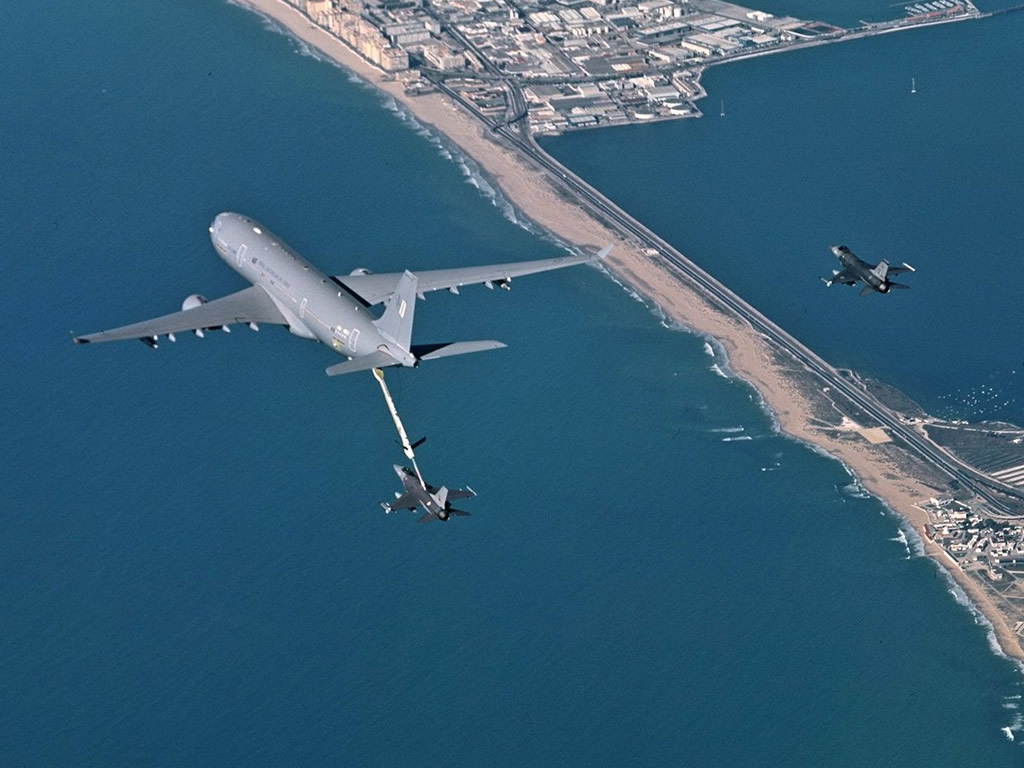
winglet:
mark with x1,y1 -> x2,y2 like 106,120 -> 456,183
595,244 -> 613,260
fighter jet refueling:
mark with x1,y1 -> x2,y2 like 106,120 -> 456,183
74,212 -> 609,375
74,213 -> 608,522
821,244 -> 915,296
372,366 -> 475,524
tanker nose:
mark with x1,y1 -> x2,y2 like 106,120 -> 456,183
210,212 -> 231,236
209,213 -> 239,263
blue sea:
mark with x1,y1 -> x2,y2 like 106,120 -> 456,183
2,1 -> 1023,765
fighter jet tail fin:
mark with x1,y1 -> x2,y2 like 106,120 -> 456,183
870,259 -> 890,281
447,486 -> 477,502
373,270 -> 418,352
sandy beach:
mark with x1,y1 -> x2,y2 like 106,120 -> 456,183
232,0 -> 1024,663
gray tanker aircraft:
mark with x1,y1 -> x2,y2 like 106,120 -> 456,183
382,464 -> 475,523
75,212 -> 609,374
820,244 -> 915,295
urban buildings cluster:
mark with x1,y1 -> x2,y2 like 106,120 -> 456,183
283,0 -> 975,131
924,497 -> 1024,583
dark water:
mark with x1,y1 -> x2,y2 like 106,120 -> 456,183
543,13 -> 1024,424
1,2 -> 1022,765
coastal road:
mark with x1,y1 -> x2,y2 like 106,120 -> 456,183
430,77 -> 1022,515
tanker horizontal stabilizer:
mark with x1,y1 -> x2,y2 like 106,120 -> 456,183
325,350 -> 399,376
411,340 -> 507,360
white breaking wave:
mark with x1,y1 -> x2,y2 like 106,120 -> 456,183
1004,711 -> 1024,741
721,435 -> 753,442
703,335 -> 737,380
899,519 -> 927,559
838,479 -> 871,500
709,426 -> 745,434
889,528 -> 912,559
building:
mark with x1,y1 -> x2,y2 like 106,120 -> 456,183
423,43 -> 466,70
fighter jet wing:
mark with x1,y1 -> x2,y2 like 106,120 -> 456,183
446,488 -> 476,501
333,246 -> 611,306
73,285 -> 288,345
824,268 -> 859,286
385,492 -> 419,512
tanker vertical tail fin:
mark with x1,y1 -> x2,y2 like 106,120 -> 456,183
373,270 -> 418,352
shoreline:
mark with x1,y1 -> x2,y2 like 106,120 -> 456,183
229,0 -> 1024,664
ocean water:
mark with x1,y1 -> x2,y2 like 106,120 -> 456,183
543,12 -> 1024,424
740,0 -> 911,26
1,1 -> 1023,765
